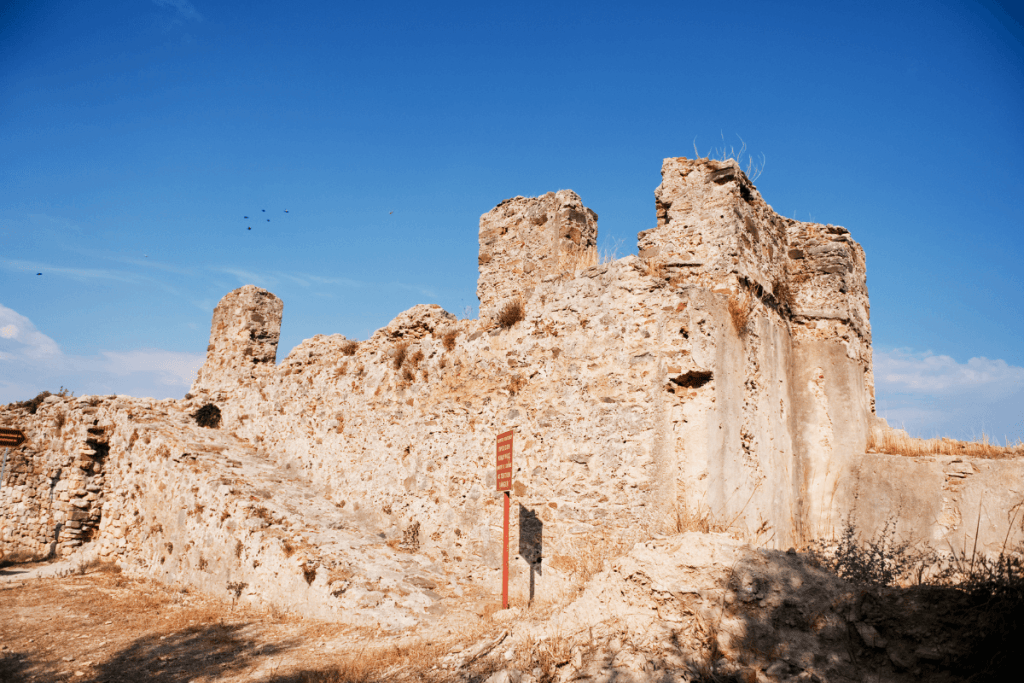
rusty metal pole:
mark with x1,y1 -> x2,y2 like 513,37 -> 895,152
502,489 -> 510,610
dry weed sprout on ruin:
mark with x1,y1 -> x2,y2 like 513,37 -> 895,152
392,341 -> 409,370
495,297 -> 525,329
727,289 -> 751,334
442,328 -> 458,352
868,426 -> 1024,459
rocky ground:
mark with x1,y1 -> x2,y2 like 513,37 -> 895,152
2,531 -> 1017,683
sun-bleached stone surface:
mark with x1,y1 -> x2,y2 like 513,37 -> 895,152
477,190 -> 598,320
2,156 -> 1021,630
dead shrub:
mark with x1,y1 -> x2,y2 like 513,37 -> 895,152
868,427 -> 1023,460
193,403 -> 222,429
340,339 -> 358,356
53,410 -> 66,431
727,289 -> 751,334
496,297 -> 525,329
282,539 -> 297,557
772,276 -> 793,310
393,342 -> 409,370
302,562 -> 317,585
442,329 -> 458,351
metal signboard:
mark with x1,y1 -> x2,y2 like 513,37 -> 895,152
0,427 -> 26,448
495,428 -> 514,610
496,430 -> 513,492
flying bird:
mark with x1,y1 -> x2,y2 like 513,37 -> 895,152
390,211 -> 393,214
36,272 -> 41,275
248,227 -> 251,230
284,209 -> 289,213
262,209 -> 266,212
244,215 -> 248,219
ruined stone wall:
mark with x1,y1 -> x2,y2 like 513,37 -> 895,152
5,155 -> 1020,622
0,396 -> 108,559
477,190 -> 598,320
192,284 -> 283,396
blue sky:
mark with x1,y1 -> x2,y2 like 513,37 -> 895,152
1,0 -> 1022,443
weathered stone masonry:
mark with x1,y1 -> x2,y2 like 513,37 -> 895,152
3,156 -> 1021,625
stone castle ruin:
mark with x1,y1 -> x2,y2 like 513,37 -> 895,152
2,157 -> 1021,629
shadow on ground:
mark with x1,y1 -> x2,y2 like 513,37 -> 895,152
80,623 -> 297,683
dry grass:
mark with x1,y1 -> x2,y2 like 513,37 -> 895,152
557,244 -> 598,277
643,258 -> 666,280
392,342 -> 409,370
868,428 -> 1023,459
507,375 -> 527,395
727,290 -> 751,334
496,297 -> 525,329
442,329 -> 457,352
771,276 -> 792,311
340,340 -> 358,356
550,533 -> 637,596
669,501 -> 732,535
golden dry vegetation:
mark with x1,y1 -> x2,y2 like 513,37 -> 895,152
868,428 -> 1024,460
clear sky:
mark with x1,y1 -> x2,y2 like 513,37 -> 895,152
2,0 -> 1022,443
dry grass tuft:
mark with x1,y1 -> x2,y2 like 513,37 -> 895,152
868,428 -> 1023,460
557,244 -> 598,276
496,297 -> 525,329
670,500 -> 732,535
442,329 -> 458,352
340,339 -> 358,356
550,533 -> 636,596
643,258 -> 666,280
507,375 -> 527,395
392,342 -> 409,370
727,290 -> 751,334
772,276 -> 793,311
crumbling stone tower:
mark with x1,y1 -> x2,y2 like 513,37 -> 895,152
191,284 -> 283,396
477,190 -> 598,319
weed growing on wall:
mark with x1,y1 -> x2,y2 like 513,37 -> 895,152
496,297 -> 525,329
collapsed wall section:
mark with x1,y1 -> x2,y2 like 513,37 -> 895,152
477,190 -> 598,319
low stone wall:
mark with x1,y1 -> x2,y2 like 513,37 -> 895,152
0,396 -> 108,559
837,452 -> 1024,556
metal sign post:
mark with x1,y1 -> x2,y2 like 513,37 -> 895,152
496,429 -> 514,610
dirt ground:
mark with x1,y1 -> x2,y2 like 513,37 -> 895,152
0,562 -> 507,683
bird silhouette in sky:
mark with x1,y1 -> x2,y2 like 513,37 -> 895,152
284,209 -> 289,213
390,211 -> 393,214
36,272 -> 41,275
244,216 -> 249,219
262,209 -> 265,212
267,219 -> 270,222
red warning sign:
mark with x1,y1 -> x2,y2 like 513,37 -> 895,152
496,429 -> 513,492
